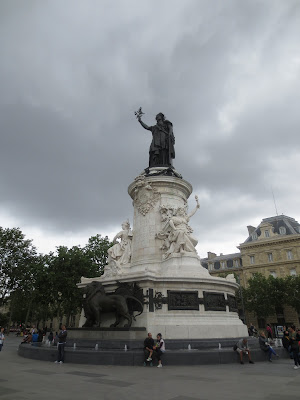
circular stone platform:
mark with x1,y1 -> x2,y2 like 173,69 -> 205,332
18,337 -> 289,366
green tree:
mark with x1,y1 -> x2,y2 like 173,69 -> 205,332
243,273 -> 276,320
285,275 -> 300,312
84,234 -> 112,276
0,227 -> 37,304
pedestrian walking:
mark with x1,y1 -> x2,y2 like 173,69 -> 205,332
289,325 -> 300,369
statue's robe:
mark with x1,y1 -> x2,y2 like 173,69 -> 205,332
148,120 -> 175,167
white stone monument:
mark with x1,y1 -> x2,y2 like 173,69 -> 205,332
78,110 -> 248,339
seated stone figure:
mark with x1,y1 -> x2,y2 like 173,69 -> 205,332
156,196 -> 200,259
107,221 -> 133,267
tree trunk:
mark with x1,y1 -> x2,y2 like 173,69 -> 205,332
24,298 -> 33,327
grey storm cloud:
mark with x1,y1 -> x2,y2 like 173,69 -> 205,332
0,0 -> 300,255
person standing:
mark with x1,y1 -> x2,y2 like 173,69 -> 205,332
266,324 -> 273,340
0,328 -> 5,351
289,325 -> 300,369
55,325 -> 67,364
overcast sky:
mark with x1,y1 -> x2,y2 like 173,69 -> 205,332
1,0 -> 300,258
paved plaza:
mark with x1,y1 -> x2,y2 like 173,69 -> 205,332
0,336 -> 299,400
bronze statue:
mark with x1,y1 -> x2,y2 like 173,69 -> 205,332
136,108 -> 175,168
82,281 -> 143,328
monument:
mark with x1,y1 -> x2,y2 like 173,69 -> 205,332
77,109 -> 248,339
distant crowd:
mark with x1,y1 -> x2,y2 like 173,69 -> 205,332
245,322 -> 300,368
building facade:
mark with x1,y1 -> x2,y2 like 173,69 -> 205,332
202,215 -> 300,329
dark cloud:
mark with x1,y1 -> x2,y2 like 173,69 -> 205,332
0,0 -> 300,255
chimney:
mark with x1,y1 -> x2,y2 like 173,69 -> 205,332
207,252 -> 217,260
247,225 -> 256,235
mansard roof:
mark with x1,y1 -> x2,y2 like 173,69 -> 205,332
202,252 -> 241,262
244,215 -> 300,243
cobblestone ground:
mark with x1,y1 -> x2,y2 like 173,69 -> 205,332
0,336 -> 299,400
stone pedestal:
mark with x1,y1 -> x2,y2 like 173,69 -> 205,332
78,170 -> 248,339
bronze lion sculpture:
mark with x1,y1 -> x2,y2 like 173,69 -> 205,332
82,281 -> 143,328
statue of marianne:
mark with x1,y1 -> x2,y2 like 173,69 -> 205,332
137,112 -> 175,168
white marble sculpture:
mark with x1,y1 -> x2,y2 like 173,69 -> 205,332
107,220 -> 133,268
156,196 -> 200,259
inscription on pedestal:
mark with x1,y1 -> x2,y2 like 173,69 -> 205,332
167,290 -> 199,310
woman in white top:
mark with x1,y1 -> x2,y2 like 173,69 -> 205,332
155,333 -> 165,368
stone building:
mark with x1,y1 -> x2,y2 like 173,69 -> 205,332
202,215 -> 300,329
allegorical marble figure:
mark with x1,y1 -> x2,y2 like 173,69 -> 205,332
107,221 -> 133,266
157,196 -> 200,259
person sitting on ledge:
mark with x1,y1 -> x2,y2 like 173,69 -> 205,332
154,333 -> 165,368
144,332 -> 155,366
236,338 -> 254,364
259,331 -> 279,362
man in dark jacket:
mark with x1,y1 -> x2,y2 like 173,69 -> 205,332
143,333 -> 155,366
55,325 -> 67,364
289,325 -> 300,369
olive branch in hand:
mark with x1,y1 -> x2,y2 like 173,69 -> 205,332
134,107 -> 145,119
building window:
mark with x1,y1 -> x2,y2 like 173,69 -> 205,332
264,230 -> 270,238
227,259 -> 233,268
287,250 -> 293,260
214,261 -> 220,270
268,253 -> 273,262
252,232 -> 258,240
250,255 -> 255,265
269,271 -> 277,278
290,269 -> 297,276
279,226 -> 286,235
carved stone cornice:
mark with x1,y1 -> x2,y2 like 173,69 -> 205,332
238,235 -> 300,251
128,175 -> 193,200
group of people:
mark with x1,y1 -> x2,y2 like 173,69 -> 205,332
244,322 -> 300,368
20,326 -> 51,344
144,333 -> 165,367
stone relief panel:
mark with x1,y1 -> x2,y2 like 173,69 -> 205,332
156,196 -> 200,260
132,175 -> 160,216
203,292 -> 226,311
227,294 -> 238,312
167,290 -> 199,310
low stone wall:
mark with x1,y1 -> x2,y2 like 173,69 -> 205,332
18,342 -> 289,366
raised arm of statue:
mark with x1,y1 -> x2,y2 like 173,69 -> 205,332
187,196 -> 200,219
138,117 -> 152,131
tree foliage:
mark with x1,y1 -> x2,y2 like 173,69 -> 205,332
0,225 -> 112,327
0,227 -> 37,305
242,273 -> 298,320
